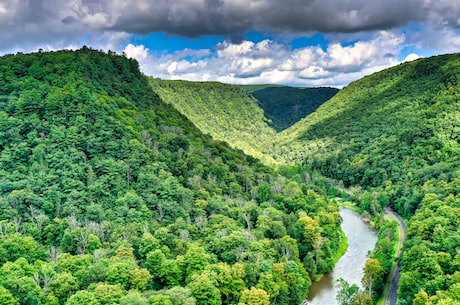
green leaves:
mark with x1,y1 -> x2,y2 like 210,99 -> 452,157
0,48 -> 347,305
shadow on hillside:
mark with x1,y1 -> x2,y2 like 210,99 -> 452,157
252,87 -> 339,132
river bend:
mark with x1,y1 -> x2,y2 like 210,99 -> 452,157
305,207 -> 378,305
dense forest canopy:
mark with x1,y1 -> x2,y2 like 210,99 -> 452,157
0,48 -> 344,305
271,53 -> 460,305
249,86 -> 339,132
1,47 -> 459,305
149,79 -> 277,163
150,53 -> 460,305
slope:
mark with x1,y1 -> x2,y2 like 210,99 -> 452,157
272,53 -> 460,305
0,49 -> 343,305
249,86 -> 339,132
150,79 -> 276,163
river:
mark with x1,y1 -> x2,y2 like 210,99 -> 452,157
305,207 -> 378,305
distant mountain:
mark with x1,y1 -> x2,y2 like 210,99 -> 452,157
150,79 -> 277,163
273,54 -> 460,190
151,80 -> 338,162
249,86 -> 339,132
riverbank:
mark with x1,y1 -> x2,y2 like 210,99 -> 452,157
330,227 -> 348,268
335,198 -> 405,305
306,208 -> 378,305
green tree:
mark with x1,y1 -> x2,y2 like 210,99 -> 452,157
48,272 -> 79,304
239,287 -> 270,305
106,261 -> 137,289
412,290 -> 430,305
211,263 -> 246,304
183,243 -> 210,280
163,286 -> 196,305
0,233 -> 46,264
129,268 -> 152,291
256,273 -> 281,303
119,291 -> 149,305
188,272 -> 221,305
145,249 -> 166,281
351,291 -> 372,305
93,283 -> 124,305
149,294 -> 173,305
65,291 -> 100,305
3,277 -> 42,305
362,258 -> 384,297
0,286 -> 19,305
336,278 -> 358,305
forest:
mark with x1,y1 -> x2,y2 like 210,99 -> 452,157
149,79 -> 276,163
0,48 -> 459,305
150,54 -> 460,305
272,54 -> 460,305
247,86 -> 338,132
0,48 -> 344,305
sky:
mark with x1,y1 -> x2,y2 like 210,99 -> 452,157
1,0 -> 460,88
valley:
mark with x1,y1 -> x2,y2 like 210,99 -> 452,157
0,49 -> 459,305
152,53 -> 460,305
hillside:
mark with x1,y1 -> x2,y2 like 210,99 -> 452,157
150,79 -> 276,163
272,53 -> 460,305
249,86 -> 339,132
0,49 -> 343,305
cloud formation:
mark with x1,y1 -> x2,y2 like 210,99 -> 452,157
1,1 -> 459,87
129,31 -> 402,87
62,0 -> 460,36
1,0 -> 460,47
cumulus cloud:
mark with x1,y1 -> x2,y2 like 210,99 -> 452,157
137,31 -> 402,88
404,53 -> 421,62
124,44 -> 149,62
1,0 -> 459,88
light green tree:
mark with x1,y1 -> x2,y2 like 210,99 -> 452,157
65,291 -> 100,305
188,272 -> 221,305
119,291 -> 149,305
129,268 -> 152,291
0,286 -> 18,305
48,272 -> 79,304
239,287 -> 270,305
93,283 -> 124,305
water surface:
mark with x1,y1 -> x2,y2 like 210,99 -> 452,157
306,207 -> 378,305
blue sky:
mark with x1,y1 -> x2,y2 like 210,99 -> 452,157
1,0 -> 459,87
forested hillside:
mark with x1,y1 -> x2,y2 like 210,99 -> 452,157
150,79 -> 276,163
249,86 -> 339,132
272,53 -> 460,305
0,49 -> 343,305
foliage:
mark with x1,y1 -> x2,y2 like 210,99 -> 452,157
0,49 -> 343,304
150,79 -> 276,162
336,278 -> 359,305
272,53 -> 460,304
250,86 -> 339,132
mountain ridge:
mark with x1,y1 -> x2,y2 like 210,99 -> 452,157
0,48 -> 344,305
271,53 -> 460,305
150,79 -> 338,161
151,53 -> 460,305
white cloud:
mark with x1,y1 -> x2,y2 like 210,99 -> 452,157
404,53 -> 421,62
1,0 -> 460,54
0,1 -> 459,88
83,13 -> 113,29
139,31 -> 403,88
124,44 -> 149,62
